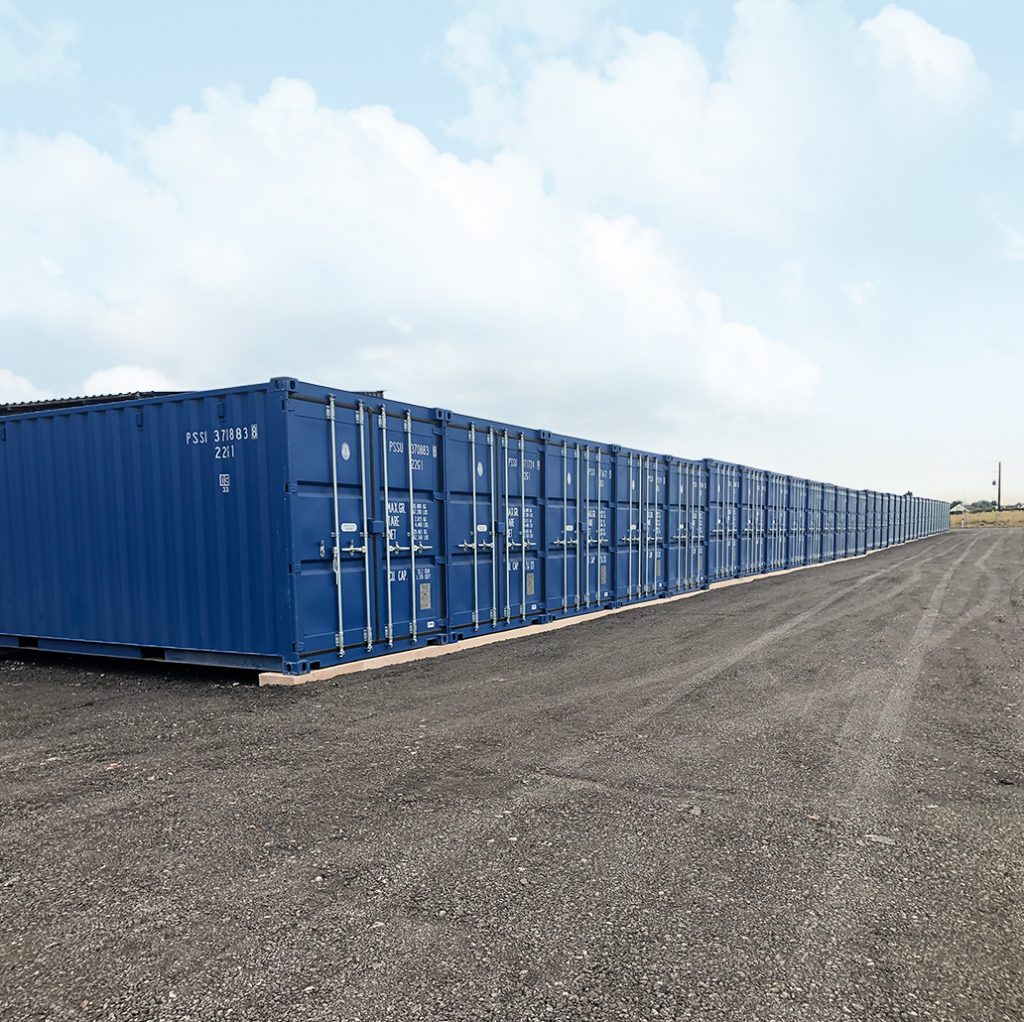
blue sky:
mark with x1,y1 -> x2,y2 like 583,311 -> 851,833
1,0 -> 1021,501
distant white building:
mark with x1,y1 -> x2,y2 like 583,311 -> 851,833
950,503 -> 966,514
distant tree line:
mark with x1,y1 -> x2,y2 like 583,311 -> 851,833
950,500 -> 1019,513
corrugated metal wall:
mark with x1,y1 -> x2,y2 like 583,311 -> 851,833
0,378 -> 950,674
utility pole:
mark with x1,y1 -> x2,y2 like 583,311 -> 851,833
998,461 -> 1002,512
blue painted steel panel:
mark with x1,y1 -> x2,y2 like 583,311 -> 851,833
0,377 -> 950,673
739,466 -> 768,576
787,478 -> 808,568
834,487 -> 848,559
664,458 -> 705,594
855,491 -> 868,556
822,484 -> 837,561
705,460 -> 740,582
805,482 -> 824,565
448,419 -> 501,634
765,472 -> 788,572
0,384 -> 286,663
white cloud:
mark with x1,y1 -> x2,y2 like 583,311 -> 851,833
842,281 -> 875,307
1011,110 -> 1024,146
82,366 -> 176,395
446,0 -> 985,246
0,77 -> 819,450
861,4 -> 982,106
0,1 -> 77,85
1002,226 -> 1024,262
694,290 -> 819,414
0,367 -> 50,403
447,0 -> 610,63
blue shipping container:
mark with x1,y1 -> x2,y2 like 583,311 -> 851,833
0,379 -> 950,674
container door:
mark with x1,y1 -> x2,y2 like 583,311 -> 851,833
496,431 -> 544,624
580,446 -> 611,609
547,440 -> 581,612
787,480 -> 806,567
639,456 -> 666,595
805,483 -> 821,564
372,407 -> 444,647
767,505 -> 785,571
739,469 -> 765,575
448,423 -> 498,634
708,463 -> 739,581
613,451 -> 633,602
667,460 -> 701,592
766,474 -> 786,571
290,395 -> 377,660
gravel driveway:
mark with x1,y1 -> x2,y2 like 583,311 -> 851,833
1,529 -> 1021,1021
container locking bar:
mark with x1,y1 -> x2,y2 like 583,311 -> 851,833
561,440 -> 569,610
503,430 -> 511,623
469,423 -> 480,629
596,448 -> 603,599
625,452 -> 635,598
378,407 -> 394,647
584,446 -> 591,607
405,411 -> 418,643
488,428 -> 498,625
519,433 -> 526,620
575,444 -> 582,609
356,402 -> 374,651
327,395 -> 345,655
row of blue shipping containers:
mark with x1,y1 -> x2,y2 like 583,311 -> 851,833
0,378 -> 950,674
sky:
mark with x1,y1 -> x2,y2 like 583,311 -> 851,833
1,0 -> 1021,502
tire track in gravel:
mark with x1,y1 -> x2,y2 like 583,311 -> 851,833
755,530 -> 988,1020
701,533 -> 1005,814
338,534 -> 962,863
398,535 -> 962,832
322,535 -> 964,794
927,529 -> 1010,646
548,532 -> 968,755
327,536 -> 971,1007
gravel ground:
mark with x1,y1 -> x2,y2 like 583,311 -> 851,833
1,529 -> 1022,1022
